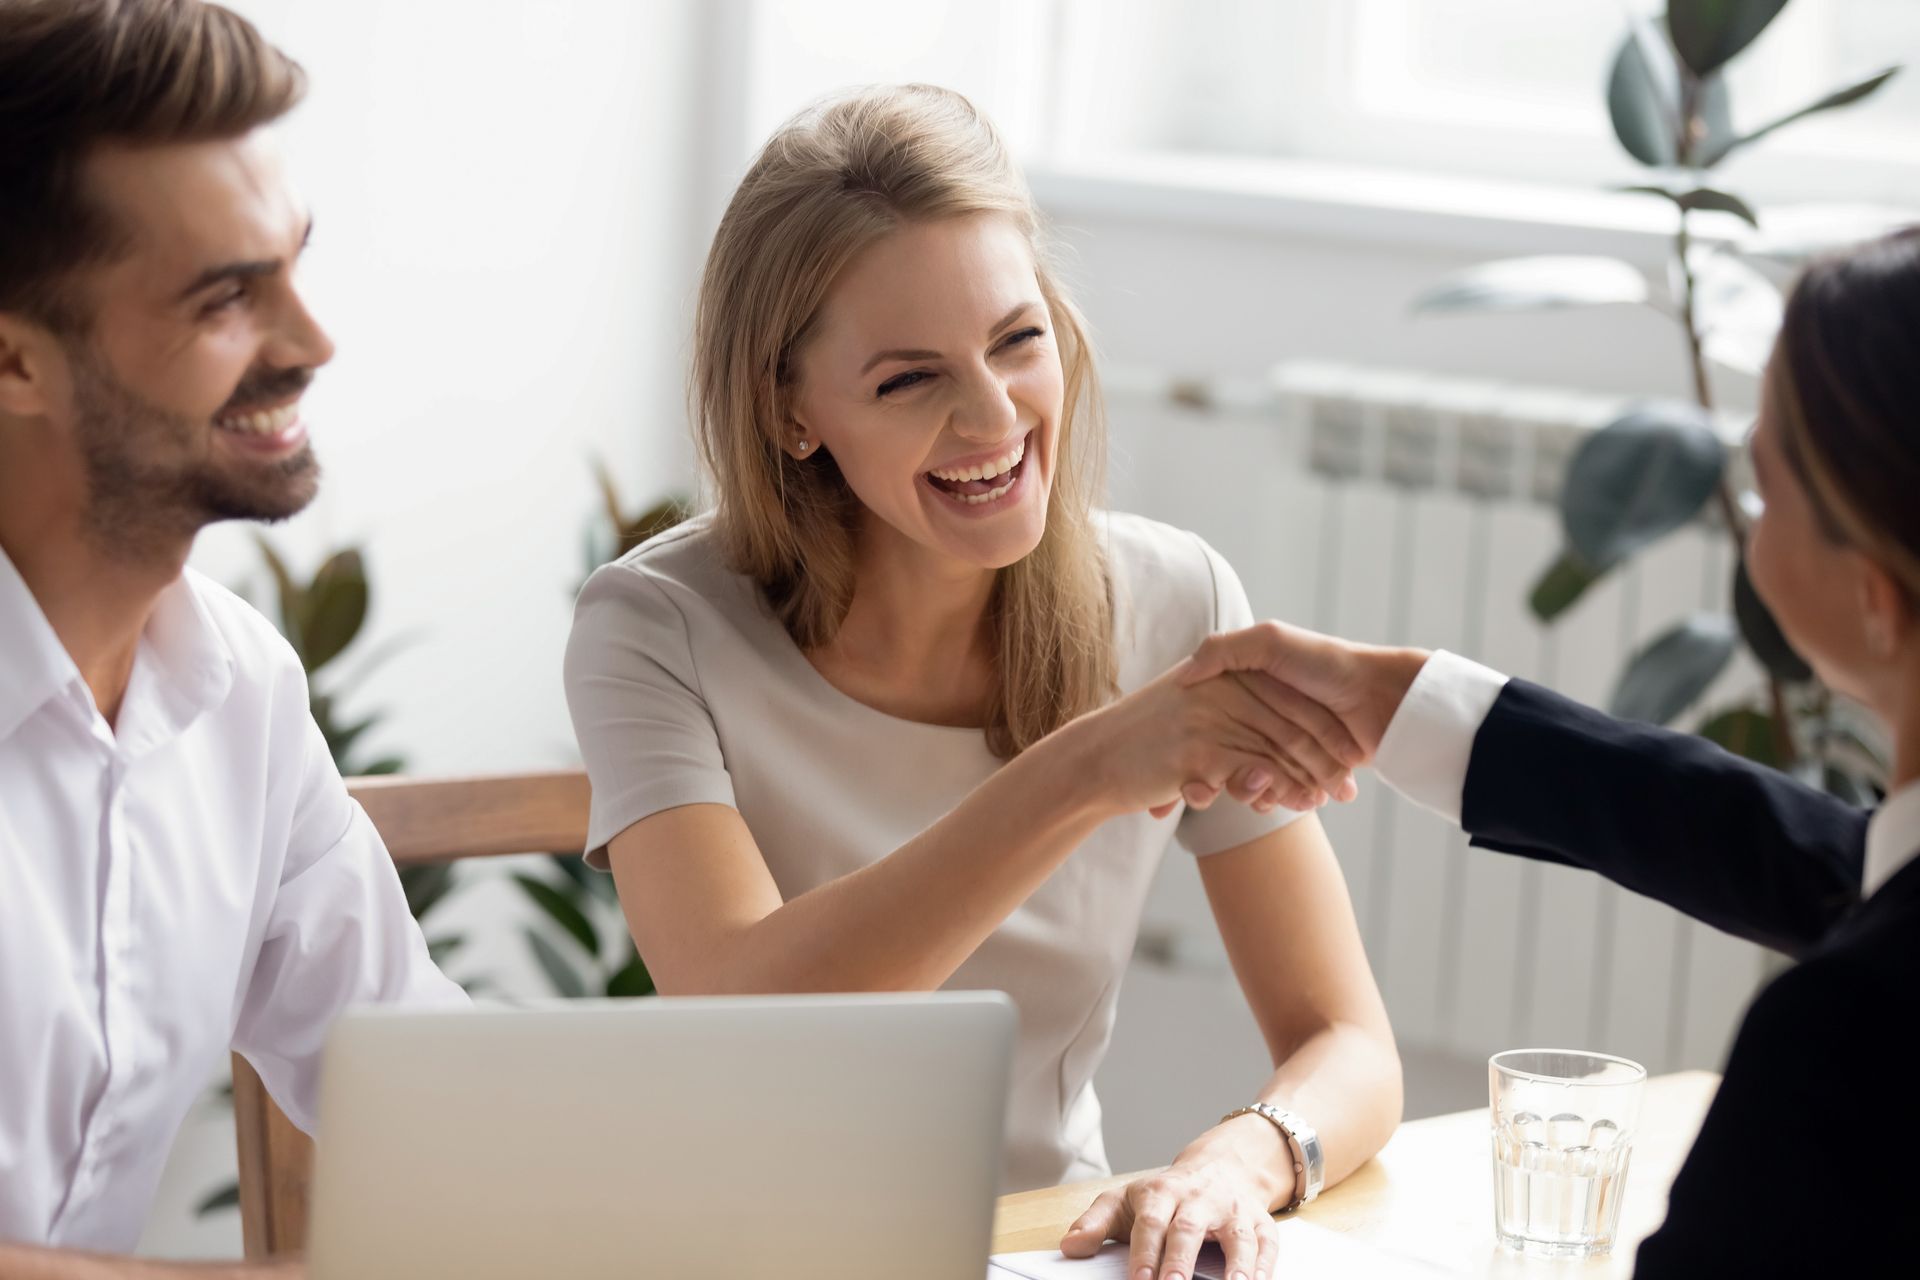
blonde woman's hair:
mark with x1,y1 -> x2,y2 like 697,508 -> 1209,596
691,83 -> 1115,758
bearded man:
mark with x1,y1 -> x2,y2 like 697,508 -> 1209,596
0,3 -> 465,1274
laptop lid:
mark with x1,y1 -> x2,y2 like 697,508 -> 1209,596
307,991 -> 1015,1279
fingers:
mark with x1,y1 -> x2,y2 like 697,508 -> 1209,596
1183,620 -> 1325,687
1220,676 -> 1352,797
1222,676 -> 1354,795
1127,1190 -> 1177,1280
1181,622 -> 1291,685
1254,1217 -> 1282,1280
1239,672 -> 1366,771
1181,780 -> 1223,811
1060,1189 -> 1126,1258
1154,1205 -> 1212,1280
1217,1218 -> 1261,1280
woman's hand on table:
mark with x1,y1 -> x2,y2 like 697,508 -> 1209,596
1057,1156 -> 1285,1280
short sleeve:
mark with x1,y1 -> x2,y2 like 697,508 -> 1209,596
564,562 -> 739,866
1174,534 -> 1309,856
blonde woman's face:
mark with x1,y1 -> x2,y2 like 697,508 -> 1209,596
789,213 -> 1063,572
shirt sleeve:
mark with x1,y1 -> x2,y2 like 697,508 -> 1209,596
1175,535 -> 1310,856
1371,649 -> 1509,824
564,563 -> 738,867
230,717 -> 468,1135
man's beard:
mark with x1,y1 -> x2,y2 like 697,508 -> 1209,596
66,343 -> 322,557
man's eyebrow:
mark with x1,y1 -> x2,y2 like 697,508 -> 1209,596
857,301 -> 1041,375
172,216 -> 315,303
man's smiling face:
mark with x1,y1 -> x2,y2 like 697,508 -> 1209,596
44,129 -> 335,547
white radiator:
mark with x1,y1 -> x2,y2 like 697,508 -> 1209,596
1100,362 -> 1772,1103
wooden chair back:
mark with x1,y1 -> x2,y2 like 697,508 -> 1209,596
232,770 -> 591,1260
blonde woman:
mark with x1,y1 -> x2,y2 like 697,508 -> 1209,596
564,85 -> 1399,1280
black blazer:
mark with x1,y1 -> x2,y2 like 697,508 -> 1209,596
1461,679 -> 1918,1275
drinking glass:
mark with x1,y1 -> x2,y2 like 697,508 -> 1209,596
1489,1048 -> 1646,1258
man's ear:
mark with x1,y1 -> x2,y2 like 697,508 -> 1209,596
0,312 -> 64,420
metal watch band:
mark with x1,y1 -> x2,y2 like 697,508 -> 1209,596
1220,1103 -> 1326,1211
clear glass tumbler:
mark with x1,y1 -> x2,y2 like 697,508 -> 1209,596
1489,1048 -> 1646,1258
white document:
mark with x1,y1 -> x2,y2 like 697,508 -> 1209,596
987,1222 -> 1458,1277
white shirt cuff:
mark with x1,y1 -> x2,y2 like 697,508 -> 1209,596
1372,650 -> 1510,825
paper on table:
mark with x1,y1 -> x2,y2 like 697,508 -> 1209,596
986,1222 -> 1458,1278
988,1241 -> 1229,1279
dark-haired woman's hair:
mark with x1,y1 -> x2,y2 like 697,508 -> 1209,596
1771,227 -> 1920,596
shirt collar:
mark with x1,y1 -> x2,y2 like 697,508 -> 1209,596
1864,779 -> 1920,899
0,541 -> 234,753
112,568 -> 235,759
0,542 -> 83,742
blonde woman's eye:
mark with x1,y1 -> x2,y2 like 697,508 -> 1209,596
1002,327 -> 1045,349
877,370 -> 930,397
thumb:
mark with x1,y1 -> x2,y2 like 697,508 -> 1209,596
1061,1191 -> 1125,1257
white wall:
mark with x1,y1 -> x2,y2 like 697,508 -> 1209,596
189,0 -> 713,776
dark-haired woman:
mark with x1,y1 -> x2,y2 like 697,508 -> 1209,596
1179,227 -> 1920,1275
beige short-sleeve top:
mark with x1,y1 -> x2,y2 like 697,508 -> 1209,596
563,510 -> 1299,1191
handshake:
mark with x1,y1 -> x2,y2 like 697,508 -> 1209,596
1077,621 -> 1434,822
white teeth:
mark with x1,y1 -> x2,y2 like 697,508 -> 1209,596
956,475 -> 1016,505
930,436 -> 1025,483
216,402 -> 300,435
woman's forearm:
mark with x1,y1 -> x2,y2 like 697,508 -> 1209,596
1177,1020 -> 1404,1208
686,719 -> 1121,993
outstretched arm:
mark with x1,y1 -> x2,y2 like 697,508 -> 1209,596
1185,623 -> 1867,955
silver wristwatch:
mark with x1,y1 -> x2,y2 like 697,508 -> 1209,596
1220,1102 -> 1325,1211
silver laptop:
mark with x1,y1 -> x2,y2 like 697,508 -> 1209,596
306,992 -> 1016,1279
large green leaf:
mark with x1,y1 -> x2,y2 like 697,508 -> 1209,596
606,949 -> 656,998
195,1181 -> 241,1216
1690,247 -> 1784,376
1619,184 -> 1759,229
1667,0 -> 1790,77
524,927 -> 589,998
1412,257 -> 1648,314
1608,26 -> 1735,167
321,711 -> 379,766
1529,548 -> 1607,623
302,549 -> 369,673
1702,66 -> 1901,166
1732,557 -> 1812,682
514,873 -> 599,956
1561,404 -> 1726,568
1698,706 -> 1782,768
254,535 -> 305,664
400,863 -> 459,920
1612,614 -> 1740,724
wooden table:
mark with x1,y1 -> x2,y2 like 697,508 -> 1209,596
991,1071 -> 1719,1276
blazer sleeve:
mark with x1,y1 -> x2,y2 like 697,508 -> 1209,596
1461,679 -> 1868,957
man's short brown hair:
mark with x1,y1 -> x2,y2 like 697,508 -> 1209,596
0,0 -> 304,330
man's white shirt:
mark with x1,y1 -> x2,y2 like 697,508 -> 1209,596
1373,648 -> 1920,896
0,546 -> 465,1251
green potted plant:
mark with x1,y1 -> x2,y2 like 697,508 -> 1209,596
1413,0 -> 1901,800
510,460 -> 689,999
